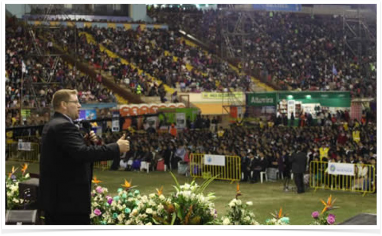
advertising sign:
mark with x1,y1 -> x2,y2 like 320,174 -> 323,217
204,155 -> 226,166
328,163 -> 355,176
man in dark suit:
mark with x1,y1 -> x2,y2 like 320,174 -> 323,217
39,89 -> 130,225
289,145 -> 307,194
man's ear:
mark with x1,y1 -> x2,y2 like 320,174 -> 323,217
60,101 -> 67,110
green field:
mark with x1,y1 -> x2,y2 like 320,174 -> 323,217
5,161 -> 377,225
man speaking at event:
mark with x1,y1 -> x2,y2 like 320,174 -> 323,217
39,89 -> 130,225
289,145 -> 307,194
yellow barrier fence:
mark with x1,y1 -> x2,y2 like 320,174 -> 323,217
94,160 -> 114,170
6,142 -> 40,162
190,154 -> 241,183
309,161 -> 376,196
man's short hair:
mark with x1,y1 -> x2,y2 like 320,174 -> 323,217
52,89 -> 78,110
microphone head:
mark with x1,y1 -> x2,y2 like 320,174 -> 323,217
82,120 -> 91,133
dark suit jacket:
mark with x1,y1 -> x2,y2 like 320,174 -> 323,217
39,112 -> 120,215
289,151 -> 307,174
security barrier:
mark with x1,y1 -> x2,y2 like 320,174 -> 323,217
94,160 -> 113,169
190,154 -> 241,183
309,161 -> 376,196
6,142 -> 40,162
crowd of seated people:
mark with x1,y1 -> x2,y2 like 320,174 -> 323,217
5,20 -> 116,127
100,110 -> 376,191
149,8 -> 376,97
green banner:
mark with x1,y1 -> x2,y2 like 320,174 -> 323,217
247,93 -> 277,106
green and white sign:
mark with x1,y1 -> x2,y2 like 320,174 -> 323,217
247,93 -> 277,106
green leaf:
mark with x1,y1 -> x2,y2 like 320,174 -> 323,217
198,175 -> 219,194
171,212 -> 176,225
169,171 -> 180,189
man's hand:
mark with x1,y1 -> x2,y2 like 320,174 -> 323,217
84,131 -> 99,145
117,133 -> 130,153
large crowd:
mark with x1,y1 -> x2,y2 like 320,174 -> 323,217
5,19 -> 117,127
100,112 -> 376,189
149,8 -> 376,97
5,7 -> 376,130
82,26 -> 254,93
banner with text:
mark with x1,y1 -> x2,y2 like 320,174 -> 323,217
252,4 -> 302,12
204,155 -> 226,166
328,162 -> 355,176
202,92 -> 243,99
247,93 -> 277,106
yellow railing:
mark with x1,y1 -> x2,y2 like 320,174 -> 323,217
190,154 -> 241,183
309,161 -> 376,196
6,142 -> 40,162
94,160 -> 113,170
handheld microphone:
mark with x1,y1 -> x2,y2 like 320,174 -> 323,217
82,120 -> 92,134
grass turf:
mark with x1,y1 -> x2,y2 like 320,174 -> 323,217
5,160 -> 377,225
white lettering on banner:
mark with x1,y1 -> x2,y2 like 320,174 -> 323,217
204,155 -> 226,166
251,97 -> 274,104
328,163 -> 355,176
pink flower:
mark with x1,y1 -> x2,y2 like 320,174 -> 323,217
96,186 -> 104,194
311,211 -> 319,219
327,214 -> 336,225
94,208 -> 102,216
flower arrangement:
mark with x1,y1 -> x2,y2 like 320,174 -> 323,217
90,178 -> 139,225
265,208 -> 290,225
6,164 -> 30,209
218,183 -> 259,225
129,172 -> 218,225
90,172 -> 218,225
311,195 -> 338,225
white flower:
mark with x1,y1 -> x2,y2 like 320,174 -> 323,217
145,222 -> 152,225
7,192 -> 12,197
157,204 -> 164,212
141,195 -> 148,203
182,183 -> 191,190
92,202 -> 99,207
25,173 -> 30,178
10,185 -> 18,193
90,213 -> 96,218
244,216 -> 251,222
246,201 -> 253,206
237,200 -> 242,205
128,197 -> 134,202
223,218 -> 231,225
228,199 -> 237,208
111,201 -> 117,207
159,195 -> 165,200
131,209 -> 138,216
149,193 -> 155,199
117,214 -> 124,222
12,199 -> 19,203
182,191 -> 192,199
197,195 -> 205,203
146,208 -> 153,214
148,200 -> 156,206
125,220 -> 132,225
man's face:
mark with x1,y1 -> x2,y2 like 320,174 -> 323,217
65,94 -> 81,120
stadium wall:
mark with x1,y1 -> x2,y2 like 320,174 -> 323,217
5,4 -> 31,18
